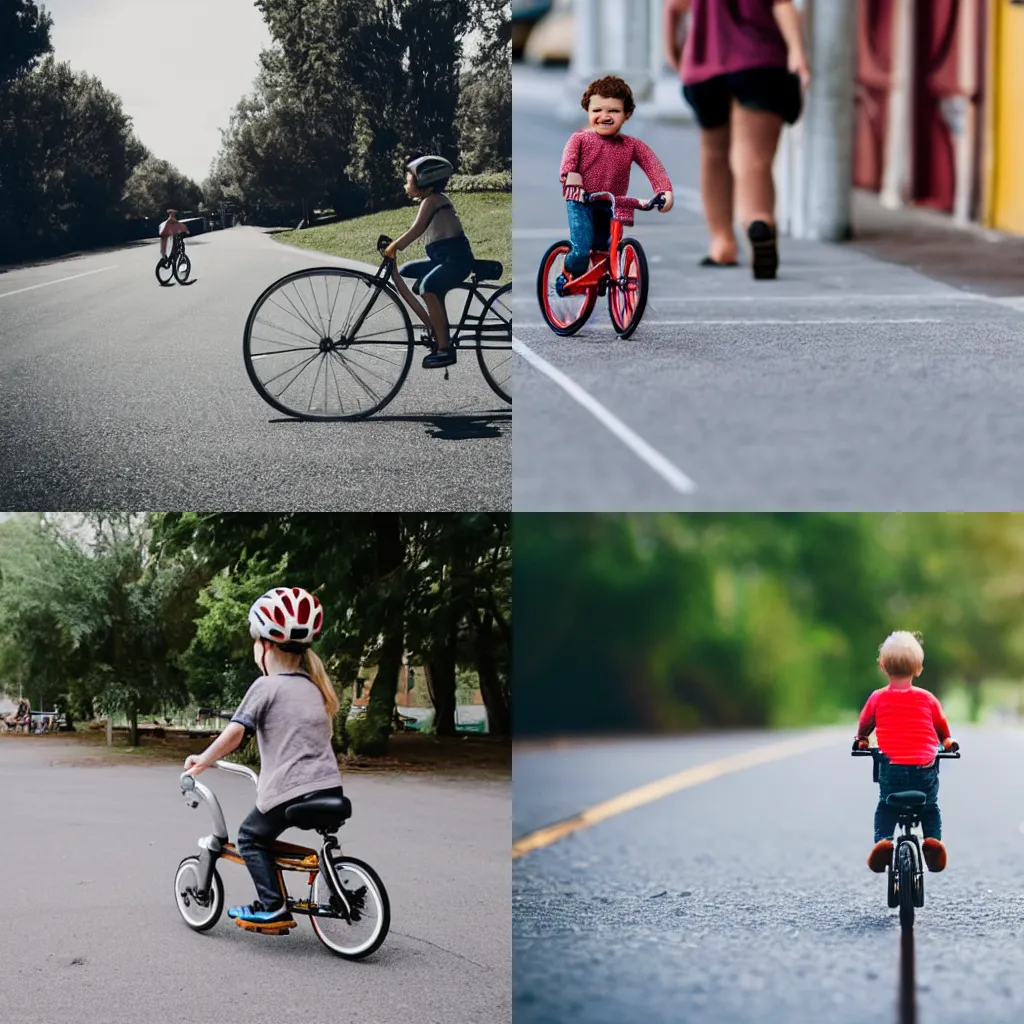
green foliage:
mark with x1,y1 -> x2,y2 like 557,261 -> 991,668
0,0 -> 52,88
447,171 -> 511,192
515,513 -> 1024,736
122,156 -> 202,220
456,64 -> 511,174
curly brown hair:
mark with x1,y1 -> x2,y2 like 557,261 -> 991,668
580,75 -> 635,116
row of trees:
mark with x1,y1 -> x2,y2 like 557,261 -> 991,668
204,0 -> 511,223
516,514 -> 1024,736
0,2 -> 202,263
0,513 -> 510,755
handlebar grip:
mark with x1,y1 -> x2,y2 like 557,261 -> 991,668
180,773 -> 196,792
377,234 -> 393,256
947,740 -> 960,753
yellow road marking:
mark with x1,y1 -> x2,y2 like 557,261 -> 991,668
512,730 -> 841,860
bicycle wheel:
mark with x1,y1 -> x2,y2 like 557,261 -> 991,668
309,854 -> 390,959
155,258 -> 174,286
173,254 -> 191,284
537,241 -> 596,336
897,842 -> 915,931
477,282 -> 511,403
608,237 -> 649,339
243,267 -> 414,420
174,856 -> 223,932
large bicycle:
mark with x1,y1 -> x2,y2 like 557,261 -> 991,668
175,760 -> 390,959
852,743 -> 961,931
243,235 -> 511,420
537,191 -> 666,339
156,233 -> 191,286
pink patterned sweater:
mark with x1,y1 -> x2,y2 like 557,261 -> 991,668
559,130 -> 672,224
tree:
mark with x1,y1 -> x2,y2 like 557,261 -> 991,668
0,0 -> 52,89
122,155 -> 202,219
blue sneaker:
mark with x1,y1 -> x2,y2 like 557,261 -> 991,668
555,272 -> 569,296
228,900 -> 296,932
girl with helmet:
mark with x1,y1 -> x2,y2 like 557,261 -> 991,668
383,154 -> 475,369
183,586 -> 345,932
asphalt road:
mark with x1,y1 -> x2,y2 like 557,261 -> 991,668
0,228 -> 509,510
512,67 -> 1024,511
512,726 -> 1024,1024
0,738 -> 510,1024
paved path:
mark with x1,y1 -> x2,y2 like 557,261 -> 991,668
0,228 -> 509,510
0,739 -> 510,1024
513,67 -> 1024,511
513,726 -> 1024,1024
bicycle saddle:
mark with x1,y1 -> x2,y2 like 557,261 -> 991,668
472,259 -> 503,281
284,793 -> 352,832
886,790 -> 927,808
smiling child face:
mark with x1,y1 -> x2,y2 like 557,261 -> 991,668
587,94 -> 628,136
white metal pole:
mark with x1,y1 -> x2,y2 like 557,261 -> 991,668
953,0 -> 979,224
879,0 -> 915,209
801,0 -> 856,239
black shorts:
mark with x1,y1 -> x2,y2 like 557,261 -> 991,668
683,67 -> 803,131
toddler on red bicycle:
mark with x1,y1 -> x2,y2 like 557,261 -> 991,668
557,76 -> 675,292
853,631 -> 957,875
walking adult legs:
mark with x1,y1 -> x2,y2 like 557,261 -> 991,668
730,102 -> 784,231
698,123 -> 737,264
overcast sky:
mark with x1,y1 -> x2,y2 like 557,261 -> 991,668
44,0 -> 272,183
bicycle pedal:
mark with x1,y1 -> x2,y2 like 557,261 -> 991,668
235,918 -> 296,935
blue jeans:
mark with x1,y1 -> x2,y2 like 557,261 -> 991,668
874,758 -> 941,842
564,199 -> 612,277
236,786 -> 346,907
400,235 -> 474,297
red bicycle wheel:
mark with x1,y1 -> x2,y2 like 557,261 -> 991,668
608,237 -> 649,339
536,241 -> 597,336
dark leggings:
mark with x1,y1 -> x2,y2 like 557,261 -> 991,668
236,786 -> 346,907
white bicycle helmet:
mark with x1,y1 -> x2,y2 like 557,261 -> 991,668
249,587 -> 323,647
406,155 -> 454,188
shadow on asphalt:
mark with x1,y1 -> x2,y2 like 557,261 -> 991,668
265,411 -> 511,439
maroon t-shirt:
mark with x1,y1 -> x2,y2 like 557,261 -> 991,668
680,0 -> 790,86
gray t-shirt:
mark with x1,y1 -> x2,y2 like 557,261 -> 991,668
231,672 -> 343,812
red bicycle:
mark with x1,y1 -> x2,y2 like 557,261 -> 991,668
537,191 -> 666,339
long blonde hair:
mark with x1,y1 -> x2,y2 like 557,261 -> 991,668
301,648 -> 340,718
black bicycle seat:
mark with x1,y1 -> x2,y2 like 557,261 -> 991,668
886,790 -> 927,808
284,793 -> 352,832
472,259 -> 503,281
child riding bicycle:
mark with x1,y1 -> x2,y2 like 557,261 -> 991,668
853,631 -> 957,875
383,155 -> 473,369
184,586 -> 345,932
557,76 -> 675,291
158,209 -> 189,260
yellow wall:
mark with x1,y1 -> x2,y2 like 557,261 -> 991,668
990,0 -> 1024,232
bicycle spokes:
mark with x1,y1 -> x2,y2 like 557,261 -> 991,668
542,246 -> 589,328
244,268 -> 413,419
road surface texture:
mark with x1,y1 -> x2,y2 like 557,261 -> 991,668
0,738 -> 510,1024
0,227 -> 509,510
513,66 -> 1024,511
513,725 -> 1024,1024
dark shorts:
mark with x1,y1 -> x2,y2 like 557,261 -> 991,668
683,67 -> 803,131
400,235 -> 474,298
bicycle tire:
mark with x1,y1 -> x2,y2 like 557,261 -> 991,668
537,241 -> 596,336
476,282 -> 511,404
609,237 -> 649,339
155,258 -> 174,286
243,266 -> 414,420
898,842 -> 915,931
887,859 -> 898,908
173,254 -> 191,284
174,856 -> 223,932
309,854 -> 391,960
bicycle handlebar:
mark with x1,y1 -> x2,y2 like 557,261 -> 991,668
851,742 -> 960,757
581,191 -> 667,212
179,758 -> 259,794
377,234 -> 394,258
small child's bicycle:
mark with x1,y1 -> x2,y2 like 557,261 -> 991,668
175,760 -> 390,959
537,191 -> 666,339
852,743 -> 961,931
156,233 -> 191,286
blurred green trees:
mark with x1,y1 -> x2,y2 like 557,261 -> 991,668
515,514 -> 1024,735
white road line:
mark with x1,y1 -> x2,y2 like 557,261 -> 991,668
0,266 -> 117,299
513,335 -> 696,495
515,318 -> 946,328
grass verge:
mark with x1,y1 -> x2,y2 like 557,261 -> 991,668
275,193 -> 511,284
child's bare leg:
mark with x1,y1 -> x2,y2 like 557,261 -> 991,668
422,292 -> 449,350
389,264 -> 432,331
699,124 -> 737,263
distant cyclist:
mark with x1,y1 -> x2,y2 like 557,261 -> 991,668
158,209 -> 189,260
384,155 -> 474,369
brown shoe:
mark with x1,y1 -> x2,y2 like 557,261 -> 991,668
868,839 -> 894,873
923,838 -> 947,872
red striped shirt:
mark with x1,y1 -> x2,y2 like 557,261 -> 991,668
857,684 -> 951,766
